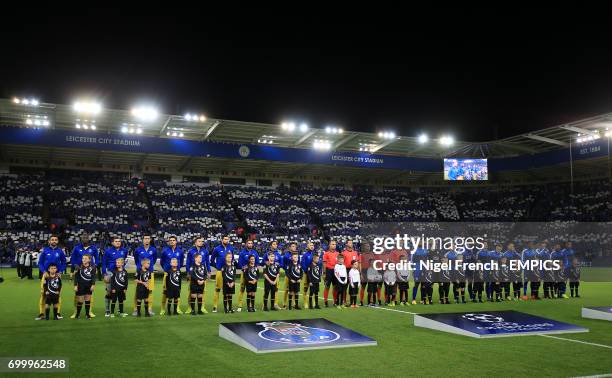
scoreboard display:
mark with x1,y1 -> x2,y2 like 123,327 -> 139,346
444,158 -> 488,180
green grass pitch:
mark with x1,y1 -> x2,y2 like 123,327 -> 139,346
0,269 -> 611,377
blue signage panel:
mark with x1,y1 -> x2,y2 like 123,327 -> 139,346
0,126 -> 608,172
0,126 -> 440,171
219,318 -> 377,353
414,311 -> 588,338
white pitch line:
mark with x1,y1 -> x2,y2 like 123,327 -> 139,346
539,335 -> 612,350
367,305 -> 417,315
572,374 -> 612,378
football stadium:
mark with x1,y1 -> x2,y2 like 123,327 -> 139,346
0,95 -> 611,376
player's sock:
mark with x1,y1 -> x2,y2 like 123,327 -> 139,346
377,286 -> 382,302
173,301 -> 178,314
111,302 -> 116,314
263,297 -> 268,309
76,302 -> 83,318
85,301 -> 91,317
294,295 -> 299,308
137,301 -> 141,316
190,298 -> 196,313
119,303 -> 124,314
288,293 -> 293,310
197,298 -> 203,312
228,298 -> 233,311
360,287 -> 365,304
314,294 -> 319,307
213,290 -> 220,310
324,287 -> 329,304
53,308 -> 58,319
283,288 -> 289,307
45,308 -> 50,320
238,286 -> 244,307
167,302 -> 172,315
412,286 -> 418,301
333,287 -> 338,303
309,293 -> 313,308
105,295 -> 110,313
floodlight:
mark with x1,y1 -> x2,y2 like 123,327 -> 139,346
131,105 -> 159,121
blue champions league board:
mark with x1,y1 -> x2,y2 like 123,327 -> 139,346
582,307 -> 612,322
414,311 -> 588,338
219,318 -> 377,353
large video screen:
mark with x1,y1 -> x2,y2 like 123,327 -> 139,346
444,158 -> 488,180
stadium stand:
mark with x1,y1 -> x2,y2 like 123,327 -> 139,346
1,169 -> 610,266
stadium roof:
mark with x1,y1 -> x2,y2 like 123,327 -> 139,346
1,98 -> 610,185
2,98 -> 611,158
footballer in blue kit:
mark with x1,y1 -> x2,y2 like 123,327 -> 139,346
281,243 -> 298,308
36,235 -> 67,320
69,234 -> 99,317
185,236 -> 211,314
210,235 -> 235,313
300,241 -> 318,308
159,236 -> 184,315
237,239 -> 258,312
132,233 -> 158,316
102,237 -> 128,317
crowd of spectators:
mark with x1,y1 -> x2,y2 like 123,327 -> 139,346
0,171 -> 610,265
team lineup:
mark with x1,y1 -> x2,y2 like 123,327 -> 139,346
35,233 -> 583,321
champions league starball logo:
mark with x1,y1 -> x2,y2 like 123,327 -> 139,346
461,313 -> 555,332
462,313 -> 505,323
257,321 -> 340,344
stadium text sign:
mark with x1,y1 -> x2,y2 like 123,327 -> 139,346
65,135 -> 141,147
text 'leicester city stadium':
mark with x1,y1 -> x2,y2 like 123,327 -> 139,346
0,98 -> 611,376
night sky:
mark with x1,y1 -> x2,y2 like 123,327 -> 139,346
2,7 -> 612,142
